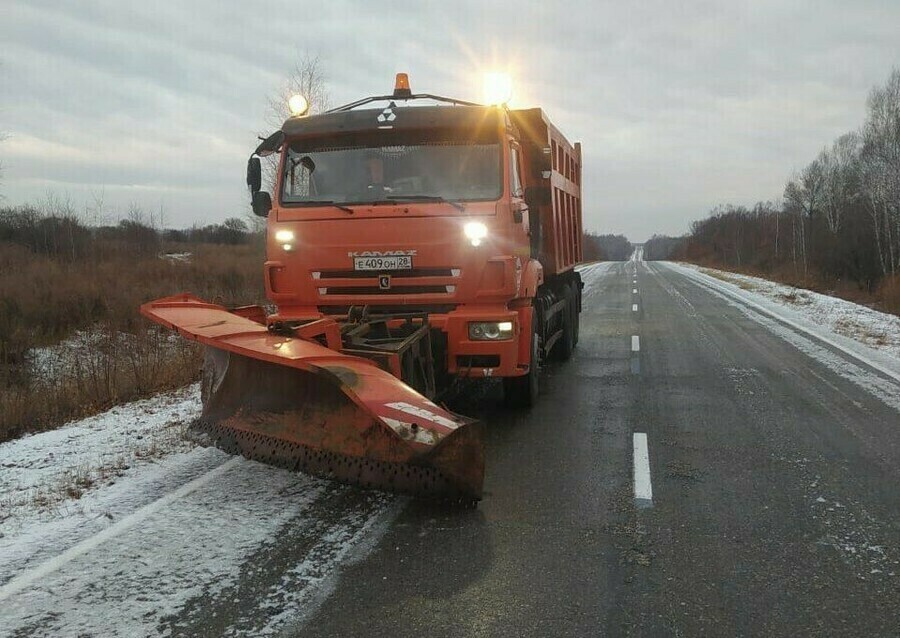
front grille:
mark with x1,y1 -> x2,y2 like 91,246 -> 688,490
317,268 -> 455,279
314,267 -> 459,298
323,285 -> 449,296
319,304 -> 456,315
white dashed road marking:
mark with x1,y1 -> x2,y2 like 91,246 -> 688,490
633,433 -> 653,508
632,304 -> 638,312
631,335 -> 640,352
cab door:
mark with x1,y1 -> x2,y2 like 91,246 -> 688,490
508,142 -> 530,252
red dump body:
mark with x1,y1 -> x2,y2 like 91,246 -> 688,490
510,109 -> 584,275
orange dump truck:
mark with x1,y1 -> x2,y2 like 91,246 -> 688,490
142,74 -> 582,501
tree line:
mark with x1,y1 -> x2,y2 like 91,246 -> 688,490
646,68 -> 900,311
0,204 -> 258,262
583,233 -> 632,261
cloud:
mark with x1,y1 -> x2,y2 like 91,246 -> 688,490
1,0 -> 898,239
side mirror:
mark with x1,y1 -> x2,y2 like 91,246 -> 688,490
252,191 -> 272,218
524,185 -> 551,210
247,156 -> 262,194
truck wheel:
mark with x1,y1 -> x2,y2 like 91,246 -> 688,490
553,285 -> 576,361
503,316 -> 540,408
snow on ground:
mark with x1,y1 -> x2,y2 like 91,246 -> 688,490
159,251 -> 192,263
576,261 -> 617,295
677,263 -> 900,361
0,386 -> 401,637
0,384 -> 201,527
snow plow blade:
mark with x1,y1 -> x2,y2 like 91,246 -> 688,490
140,294 -> 484,501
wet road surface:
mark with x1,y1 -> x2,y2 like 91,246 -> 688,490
2,259 -> 898,637
295,259 -> 900,637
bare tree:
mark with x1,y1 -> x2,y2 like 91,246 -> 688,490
127,202 -> 147,226
243,210 -> 267,234
784,160 -> 824,277
861,67 -> 900,276
258,53 -> 331,194
265,53 -> 331,130
678,67 -> 900,301
819,132 -> 860,235
860,152 -> 891,275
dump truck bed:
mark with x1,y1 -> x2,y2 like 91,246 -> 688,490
510,108 -> 584,276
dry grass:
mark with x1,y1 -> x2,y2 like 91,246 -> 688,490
775,290 -> 812,306
876,274 -> 900,316
692,263 -> 900,317
699,268 -> 761,293
0,240 -> 265,443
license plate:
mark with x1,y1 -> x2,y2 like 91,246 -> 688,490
353,255 -> 413,271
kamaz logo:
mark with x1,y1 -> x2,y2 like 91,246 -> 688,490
347,250 -> 417,257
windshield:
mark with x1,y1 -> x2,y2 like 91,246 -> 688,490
281,139 -> 501,206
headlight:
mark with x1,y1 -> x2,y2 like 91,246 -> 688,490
464,221 -> 488,247
275,230 -> 294,243
468,321 -> 514,341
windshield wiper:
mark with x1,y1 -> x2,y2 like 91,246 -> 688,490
385,195 -> 466,211
298,200 -> 354,214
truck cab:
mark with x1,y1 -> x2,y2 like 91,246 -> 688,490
248,75 -> 583,405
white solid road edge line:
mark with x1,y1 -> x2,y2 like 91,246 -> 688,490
632,304 -> 639,312
633,433 -> 653,507
0,457 -> 243,602
677,264 -> 900,384
631,335 -> 640,351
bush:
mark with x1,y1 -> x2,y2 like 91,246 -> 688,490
0,205 -> 265,442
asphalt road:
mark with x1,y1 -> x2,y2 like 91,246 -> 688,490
3,259 -> 898,637
292,259 -> 900,637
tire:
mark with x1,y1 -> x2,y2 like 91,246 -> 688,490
503,312 -> 540,408
553,285 -> 576,362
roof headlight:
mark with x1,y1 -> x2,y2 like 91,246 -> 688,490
288,94 -> 310,117
483,72 -> 513,106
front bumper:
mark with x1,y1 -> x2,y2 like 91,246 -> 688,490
432,305 -> 529,378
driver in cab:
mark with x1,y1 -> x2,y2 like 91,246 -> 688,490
363,151 -> 393,199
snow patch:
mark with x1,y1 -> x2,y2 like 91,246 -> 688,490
0,385 -> 400,636
0,384 -> 201,527
677,263 -> 900,360
576,262 -> 617,295
159,252 -> 193,263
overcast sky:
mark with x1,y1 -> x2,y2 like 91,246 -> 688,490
1,0 -> 898,241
